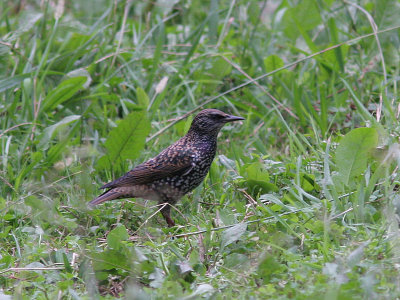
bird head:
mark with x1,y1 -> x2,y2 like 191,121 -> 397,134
188,109 -> 245,135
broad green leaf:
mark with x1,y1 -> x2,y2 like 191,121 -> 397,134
189,284 -> 214,298
0,253 -> 12,268
24,195 -> 77,229
224,253 -> 248,269
384,43 -> 400,68
91,249 -> 129,271
97,110 -> 151,171
24,195 -> 52,220
217,208 -> 237,226
10,12 -> 43,40
38,115 -> 81,149
63,253 -> 73,273
209,57 -> 232,80
264,55 -> 284,73
0,226 -> 12,238
149,268 -> 165,288
46,119 -> 81,166
300,173 -> 318,192
347,242 -> 367,268
40,76 -> 86,113
245,162 -> 270,180
107,225 -> 129,250
66,68 -> 92,88
259,194 -> 289,210
0,73 -> 32,92
221,223 -> 247,249
136,87 -> 149,108
218,154 -> 236,170
336,127 -> 379,186
283,2 -> 322,40
176,260 -> 193,275
257,254 -> 283,283
241,162 -> 278,195
323,0 -> 335,6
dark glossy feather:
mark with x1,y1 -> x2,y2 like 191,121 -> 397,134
100,148 -> 194,189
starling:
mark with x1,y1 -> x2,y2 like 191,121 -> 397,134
90,109 -> 244,227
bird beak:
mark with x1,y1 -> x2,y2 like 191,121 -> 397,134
224,114 -> 245,122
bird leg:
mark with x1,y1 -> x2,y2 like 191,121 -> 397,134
160,204 -> 175,227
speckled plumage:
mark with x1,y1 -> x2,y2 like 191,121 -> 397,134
90,109 -> 244,226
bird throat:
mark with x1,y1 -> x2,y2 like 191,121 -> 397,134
186,126 -> 222,141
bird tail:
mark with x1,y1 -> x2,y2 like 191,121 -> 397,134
89,190 -> 122,206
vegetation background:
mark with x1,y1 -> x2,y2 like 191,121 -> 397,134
1,0 -> 400,298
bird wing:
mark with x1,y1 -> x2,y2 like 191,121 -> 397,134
100,149 -> 194,189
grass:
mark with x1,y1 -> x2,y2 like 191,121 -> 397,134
1,0 -> 400,298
